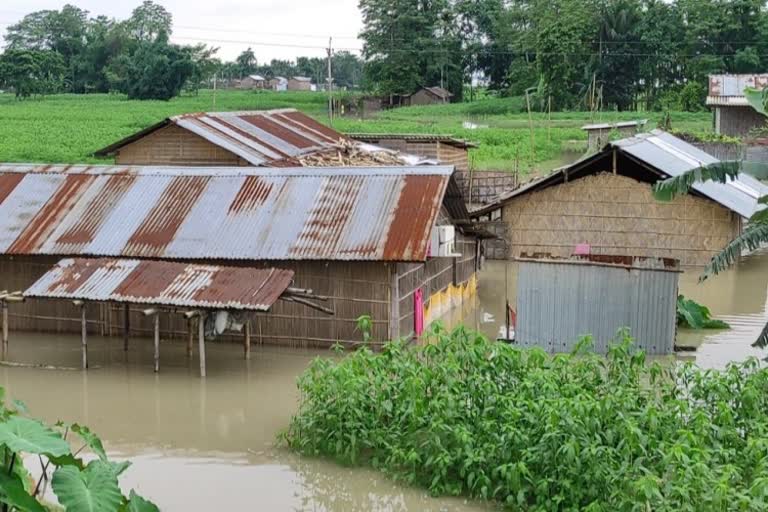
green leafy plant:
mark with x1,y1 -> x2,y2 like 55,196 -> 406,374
354,314 -> 373,345
0,389 -> 159,512
676,295 -> 730,329
284,324 -> 768,510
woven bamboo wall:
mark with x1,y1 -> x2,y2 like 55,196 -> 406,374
0,256 -> 392,348
502,172 -> 741,266
397,235 -> 477,337
115,124 -> 250,166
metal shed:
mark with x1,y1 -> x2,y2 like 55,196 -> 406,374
515,255 -> 680,355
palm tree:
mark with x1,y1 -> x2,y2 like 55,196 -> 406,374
653,161 -> 768,346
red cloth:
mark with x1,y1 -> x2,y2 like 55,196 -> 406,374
414,288 -> 424,336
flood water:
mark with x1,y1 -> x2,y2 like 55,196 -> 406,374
4,249 -> 768,510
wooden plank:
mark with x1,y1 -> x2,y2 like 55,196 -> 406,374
123,304 -> 130,351
187,319 -> 194,358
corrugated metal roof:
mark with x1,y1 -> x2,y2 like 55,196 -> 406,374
706,95 -> 751,107
581,120 -> 647,131
94,109 -> 346,166
347,133 -> 479,149
0,164 -> 453,262
422,86 -> 453,99
471,130 -> 768,219
708,74 -> 768,100
25,258 -> 294,311
612,129 -> 768,218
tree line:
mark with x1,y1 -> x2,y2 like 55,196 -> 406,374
360,0 -> 768,110
0,1 -> 364,100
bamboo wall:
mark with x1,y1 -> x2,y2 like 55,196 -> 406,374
501,172 -> 741,267
0,256 -> 392,348
115,125 -> 250,166
396,234 -> 478,338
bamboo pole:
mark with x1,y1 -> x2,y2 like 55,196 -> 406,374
153,314 -> 160,373
123,304 -> 130,352
244,321 -> 251,360
81,305 -> 88,370
198,314 -> 206,378
2,302 -> 7,360
187,319 -> 194,358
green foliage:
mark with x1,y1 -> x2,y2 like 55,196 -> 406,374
745,87 -> 767,116
285,324 -> 768,509
354,315 -> 373,345
676,295 -> 730,329
0,388 -> 159,511
653,161 -> 741,203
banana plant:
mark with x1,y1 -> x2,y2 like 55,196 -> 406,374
653,161 -> 768,346
0,390 -> 159,512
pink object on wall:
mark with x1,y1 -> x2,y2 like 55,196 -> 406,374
414,288 -> 424,336
573,243 -> 591,255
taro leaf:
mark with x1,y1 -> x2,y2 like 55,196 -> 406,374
0,471 -> 47,512
52,461 -> 123,512
12,399 -> 28,414
0,417 -> 70,457
124,490 -> 160,512
71,424 -> 107,461
105,460 -> 131,478
677,295 -> 730,330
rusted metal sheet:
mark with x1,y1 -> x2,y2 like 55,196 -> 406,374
25,258 -> 295,311
0,165 -> 454,262
94,109 -> 346,166
708,74 -> 768,98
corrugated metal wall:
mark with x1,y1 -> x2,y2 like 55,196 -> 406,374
516,260 -> 678,355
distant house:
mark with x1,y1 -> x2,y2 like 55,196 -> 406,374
94,109 -> 349,167
287,77 -> 312,91
409,86 -> 453,106
240,74 -> 266,89
472,130 -> 768,267
582,120 -> 647,151
707,74 -> 768,136
268,76 -> 288,92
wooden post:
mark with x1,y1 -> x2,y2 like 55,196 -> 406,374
123,304 -> 130,351
153,314 -> 160,373
187,319 -> 194,358
1,302 -> 7,360
244,320 -> 251,360
81,305 -> 88,370
198,313 -> 206,378
612,148 -> 617,175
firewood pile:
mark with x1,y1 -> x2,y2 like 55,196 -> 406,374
298,139 -> 407,167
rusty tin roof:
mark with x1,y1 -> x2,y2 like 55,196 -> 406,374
94,109 -> 346,166
0,164 -> 454,262
25,258 -> 294,311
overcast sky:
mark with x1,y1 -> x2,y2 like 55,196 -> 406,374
0,1 -> 364,62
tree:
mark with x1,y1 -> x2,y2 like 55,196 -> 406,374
126,0 -> 172,43
235,48 -> 257,78
108,33 -> 194,100
0,49 -> 65,98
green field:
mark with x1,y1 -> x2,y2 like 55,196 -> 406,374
0,91 -> 713,173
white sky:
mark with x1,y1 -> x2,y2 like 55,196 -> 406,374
0,0 -> 364,62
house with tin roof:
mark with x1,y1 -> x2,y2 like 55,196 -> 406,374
0,164 -> 478,374
707,74 -> 768,136
472,130 -> 768,266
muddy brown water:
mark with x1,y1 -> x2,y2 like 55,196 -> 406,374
4,250 -> 768,510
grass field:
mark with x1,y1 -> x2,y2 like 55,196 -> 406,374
0,90 -> 713,173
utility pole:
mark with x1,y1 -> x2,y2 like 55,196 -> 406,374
327,37 -> 333,123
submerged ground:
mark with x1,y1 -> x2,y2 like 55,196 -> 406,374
0,91 -> 712,173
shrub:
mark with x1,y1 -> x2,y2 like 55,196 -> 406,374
285,324 -> 768,510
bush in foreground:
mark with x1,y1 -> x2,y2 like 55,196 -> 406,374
285,325 -> 768,511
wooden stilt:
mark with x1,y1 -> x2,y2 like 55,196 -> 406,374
244,321 -> 251,360
123,304 -> 130,351
153,314 -> 160,373
81,305 -> 88,370
198,313 -> 206,378
187,319 -> 194,358
2,302 -> 8,361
